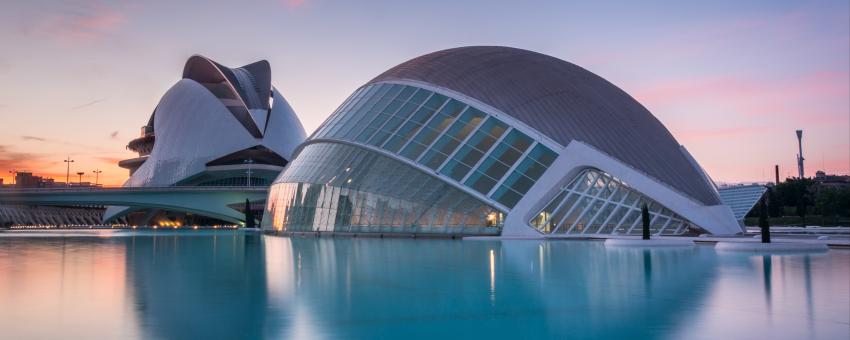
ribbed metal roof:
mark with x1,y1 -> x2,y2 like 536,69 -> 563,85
367,46 -> 720,205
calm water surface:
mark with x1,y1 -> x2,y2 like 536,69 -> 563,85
0,230 -> 847,339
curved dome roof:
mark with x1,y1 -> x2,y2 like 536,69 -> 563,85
183,55 -> 273,137
367,46 -> 719,205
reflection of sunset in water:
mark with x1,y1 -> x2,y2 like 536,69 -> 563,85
0,237 -> 141,338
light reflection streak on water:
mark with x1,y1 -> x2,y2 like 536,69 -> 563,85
489,249 -> 496,300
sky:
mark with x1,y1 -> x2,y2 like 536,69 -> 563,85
0,0 -> 848,186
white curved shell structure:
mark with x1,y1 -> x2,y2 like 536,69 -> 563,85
106,55 -> 306,223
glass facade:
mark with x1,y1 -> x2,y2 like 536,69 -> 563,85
529,169 -> 697,235
263,142 -> 504,235
311,82 -> 558,209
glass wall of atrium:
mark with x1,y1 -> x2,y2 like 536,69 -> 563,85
311,83 -> 558,210
529,169 -> 699,235
263,142 -> 504,235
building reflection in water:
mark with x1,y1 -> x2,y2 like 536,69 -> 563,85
674,250 -> 844,340
124,231 -> 278,339
1,234 -> 847,339
258,237 -> 718,339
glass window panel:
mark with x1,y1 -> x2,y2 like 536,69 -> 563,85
408,89 -> 431,104
422,93 -> 448,110
477,156 -> 511,182
498,171 -> 536,195
383,106 -> 436,152
599,206 -> 626,234
478,118 -> 509,140
651,216 -> 668,231
574,200 -> 605,234
510,157 -> 547,182
368,117 -> 405,146
621,191 -> 639,206
439,100 -> 466,118
394,86 -> 416,102
573,171 -> 597,192
609,181 -> 626,202
440,158 -> 472,181
492,185 -> 523,208
618,210 -> 641,234
542,192 -> 578,232
491,143 -> 524,168
320,86 -> 377,137
466,119 -> 505,152
419,149 -> 451,170
502,130 -> 533,153
527,144 -> 558,166
585,174 -> 608,197
399,141 -> 428,161
381,98 -> 405,115
511,173 -> 536,195
464,170 -> 498,195
587,203 -> 615,234
530,190 -> 567,231
555,196 -> 592,233
455,145 -> 485,168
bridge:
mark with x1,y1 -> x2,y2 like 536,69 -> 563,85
0,186 -> 269,224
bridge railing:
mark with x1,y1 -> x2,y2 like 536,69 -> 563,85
0,186 -> 269,193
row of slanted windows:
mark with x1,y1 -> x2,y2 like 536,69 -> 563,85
312,83 -> 557,209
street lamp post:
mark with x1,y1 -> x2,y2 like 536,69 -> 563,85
93,170 -> 102,186
76,172 -> 84,185
64,157 -> 74,187
8,170 -> 16,185
244,158 -> 254,188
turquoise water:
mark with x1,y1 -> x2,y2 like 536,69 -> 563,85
0,230 -> 847,339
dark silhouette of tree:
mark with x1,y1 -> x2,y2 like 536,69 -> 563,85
759,198 -> 770,243
244,199 -> 255,228
774,178 -> 814,225
641,204 -> 650,240
767,187 -> 782,218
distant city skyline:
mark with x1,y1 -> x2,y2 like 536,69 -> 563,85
1,0 -> 848,186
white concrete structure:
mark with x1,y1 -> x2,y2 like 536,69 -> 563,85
106,55 -> 306,224
263,46 -> 740,236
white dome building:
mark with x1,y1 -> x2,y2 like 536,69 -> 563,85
262,46 -> 740,237
107,55 -> 306,225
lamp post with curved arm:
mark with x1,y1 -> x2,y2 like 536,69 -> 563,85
93,169 -> 102,186
64,157 -> 74,187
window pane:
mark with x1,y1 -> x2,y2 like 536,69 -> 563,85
440,159 -> 472,181
527,144 -> 558,166
493,185 -> 523,208
464,170 -> 498,195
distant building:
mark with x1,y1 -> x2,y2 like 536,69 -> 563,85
814,170 -> 850,189
14,172 -> 56,188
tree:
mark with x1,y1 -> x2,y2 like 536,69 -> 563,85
774,178 -> 814,225
641,204 -> 650,240
758,198 -> 770,243
244,199 -> 255,228
767,187 -> 782,218
814,187 -> 839,218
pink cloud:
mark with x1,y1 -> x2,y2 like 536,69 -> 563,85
633,70 -> 850,120
39,4 -> 128,44
283,0 -> 306,9
675,126 -> 773,141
